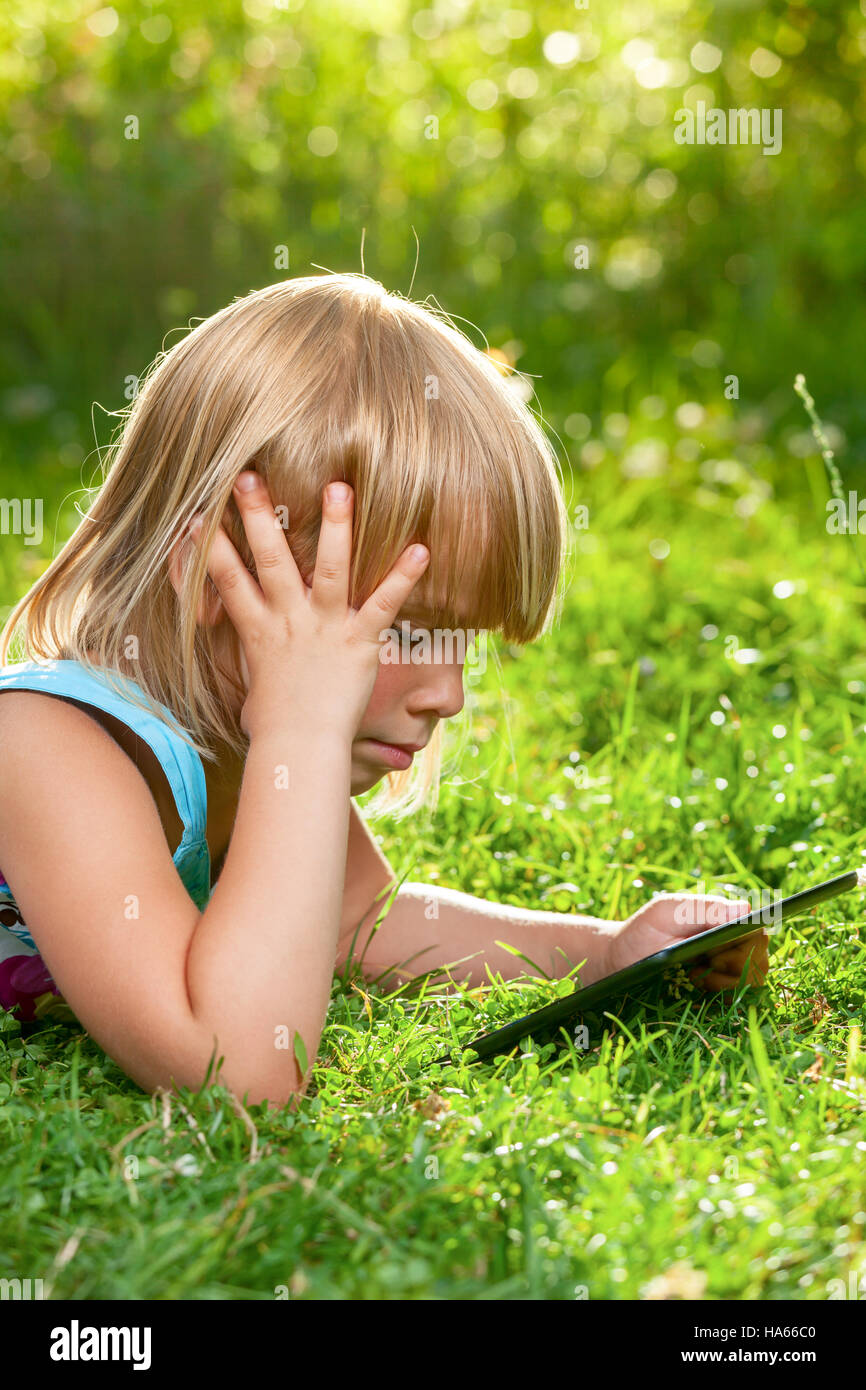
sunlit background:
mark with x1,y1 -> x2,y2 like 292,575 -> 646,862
1,0 -> 864,616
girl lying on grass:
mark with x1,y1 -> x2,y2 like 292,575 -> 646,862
0,273 -> 767,1105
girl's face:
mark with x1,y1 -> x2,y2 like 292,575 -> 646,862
297,563 -> 476,795
172,524 -> 480,796
199,558 -> 476,795
350,604 -> 469,794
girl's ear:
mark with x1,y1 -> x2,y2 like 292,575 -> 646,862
167,523 -> 229,628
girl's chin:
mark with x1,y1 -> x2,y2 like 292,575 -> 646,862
350,762 -> 386,794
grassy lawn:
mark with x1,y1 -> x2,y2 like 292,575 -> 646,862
1,402 -> 865,1300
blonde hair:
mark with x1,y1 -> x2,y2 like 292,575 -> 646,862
0,273 -> 569,816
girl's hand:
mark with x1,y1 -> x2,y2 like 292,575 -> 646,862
189,474 -> 430,742
601,893 -> 769,993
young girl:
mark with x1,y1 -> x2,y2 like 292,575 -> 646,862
0,273 -> 767,1106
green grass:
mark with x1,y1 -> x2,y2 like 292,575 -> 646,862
2,406 -> 866,1300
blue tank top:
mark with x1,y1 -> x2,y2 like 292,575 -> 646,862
0,659 -> 212,1024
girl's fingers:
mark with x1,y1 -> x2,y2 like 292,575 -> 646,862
309,483 -> 354,615
232,472 -> 305,605
690,934 -> 769,991
638,893 -> 752,937
690,966 -> 740,992
189,518 -> 263,632
708,932 -> 769,974
354,541 -> 430,640
707,950 -> 750,975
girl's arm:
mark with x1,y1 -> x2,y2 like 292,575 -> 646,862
337,873 -> 613,987
0,688 -> 353,1109
337,812 -> 769,992
337,811 -> 613,985
338,800 -> 400,952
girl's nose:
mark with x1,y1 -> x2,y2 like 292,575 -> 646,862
410,663 -> 466,721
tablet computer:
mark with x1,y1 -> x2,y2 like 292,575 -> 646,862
430,867 -> 865,1066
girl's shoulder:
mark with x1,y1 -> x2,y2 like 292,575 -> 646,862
0,683 -> 170,819
0,660 -> 206,837
0,685 -> 115,765
0,688 -> 166,1024
0,682 -> 137,761
0,662 -> 212,909
0,681 -> 160,769
0,674 -> 211,1035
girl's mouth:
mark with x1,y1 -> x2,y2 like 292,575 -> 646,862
360,739 -> 418,770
